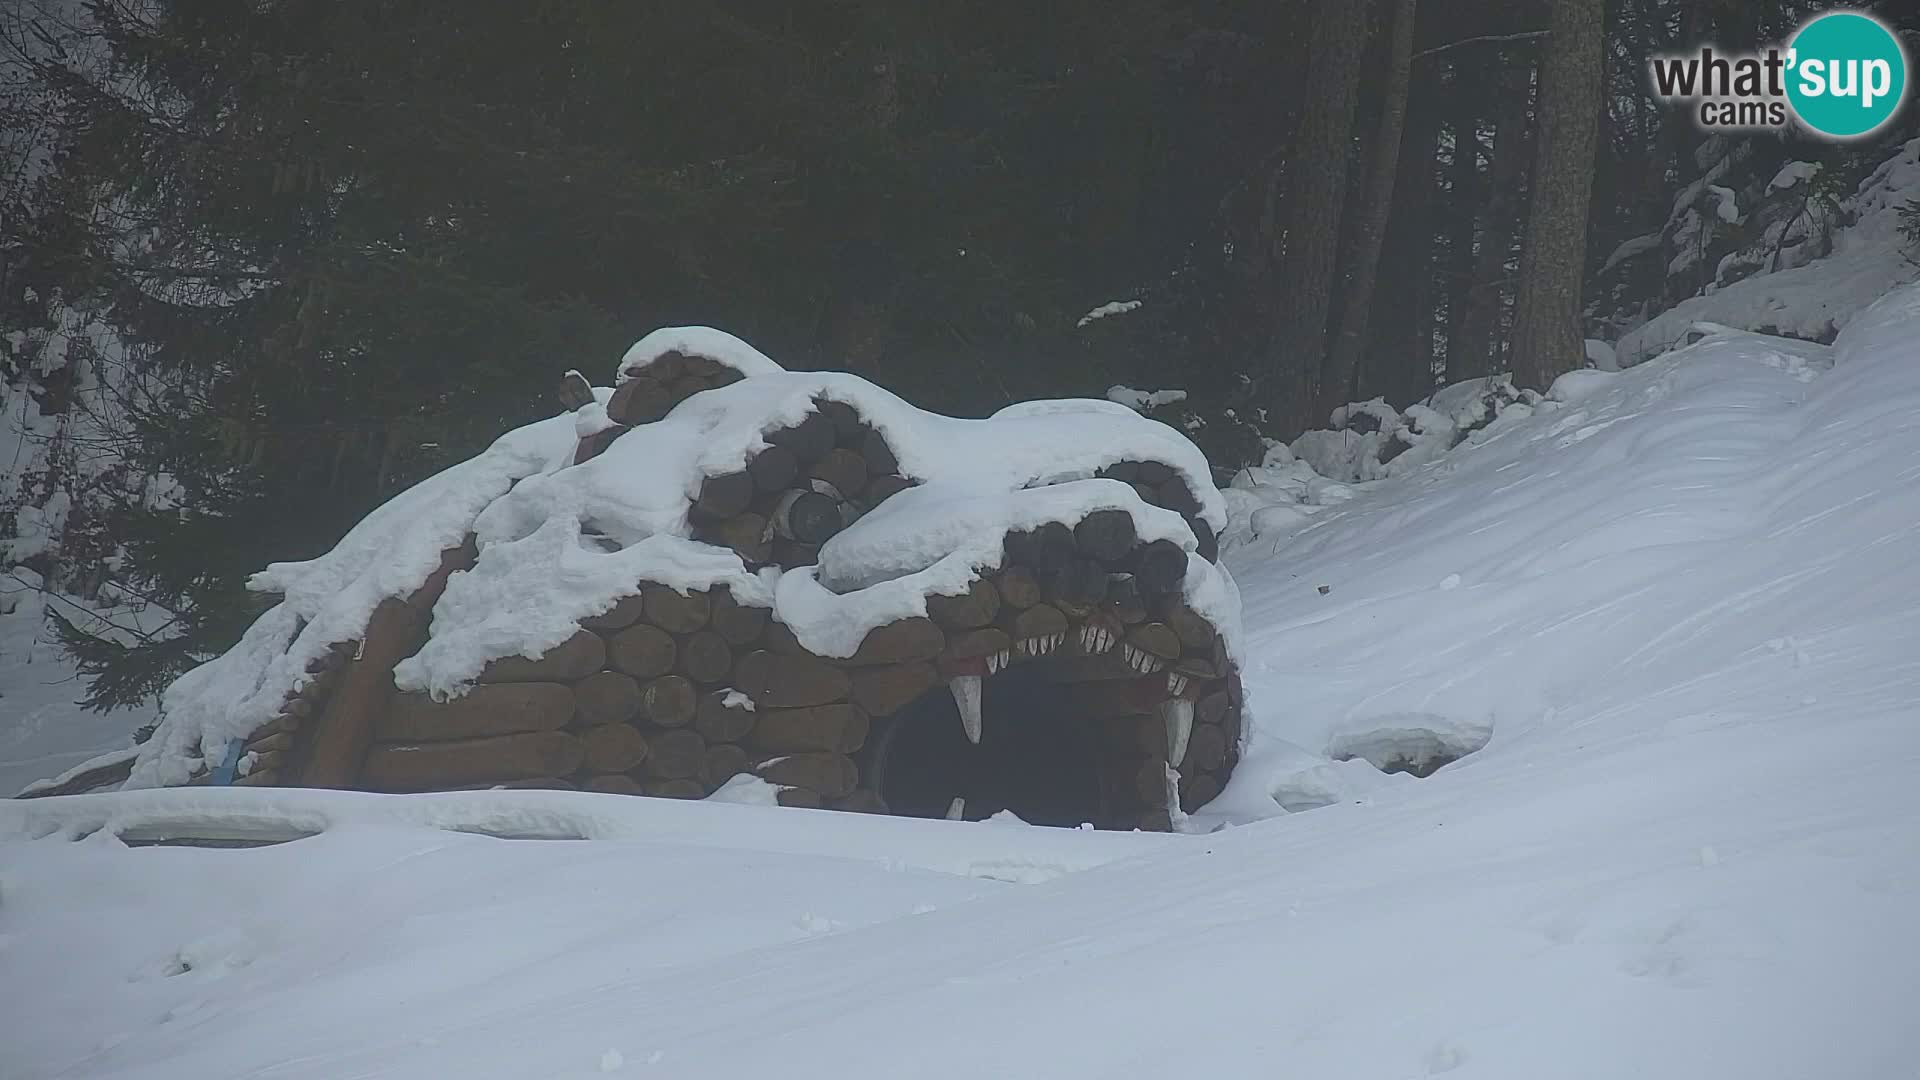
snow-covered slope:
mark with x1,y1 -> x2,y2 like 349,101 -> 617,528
4,279 -> 1918,1076
0,581 -> 151,797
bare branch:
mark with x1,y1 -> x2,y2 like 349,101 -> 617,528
1413,29 -> 1550,62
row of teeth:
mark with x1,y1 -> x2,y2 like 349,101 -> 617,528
1121,643 -> 1164,674
1078,624 -> 1117,655
1017,633 -> 1064,658
985,650 -> 1011,675
949,650 -> 1191,762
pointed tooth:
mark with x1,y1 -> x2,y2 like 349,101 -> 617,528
1162,697 -> 1194,765
951,675 -> 983,744
946,796 -> 967,821
1166,671 -> 1189,697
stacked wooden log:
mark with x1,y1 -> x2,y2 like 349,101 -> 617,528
570,351 -> 747,463
1094,459 -> 1220,563
332,562 -> 1241,819
293,542 -> 476,789
226,640 -> 357,787
218,517 -> 1240,826
686,399 -> 914,570
577,360 -> 920,560
350,581 -> 877,808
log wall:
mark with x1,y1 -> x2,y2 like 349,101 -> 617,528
230,548 -> 1243,825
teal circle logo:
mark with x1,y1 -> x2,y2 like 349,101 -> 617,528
1786,12 -> 1907,139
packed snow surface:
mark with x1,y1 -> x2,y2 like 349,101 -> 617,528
5,277 -> 1919,1076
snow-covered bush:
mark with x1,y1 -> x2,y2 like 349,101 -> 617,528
1287,378 -> 1540,485
1105,381 -> 1268,478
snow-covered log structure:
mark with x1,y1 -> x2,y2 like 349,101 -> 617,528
63,330 -> 1246,829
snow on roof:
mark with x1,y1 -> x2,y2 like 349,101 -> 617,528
129,331 -> 1241,778
615,326 -> 784,384
406,360 -> 1232,693
125,409 -> 585,789
817,479 -> 1192,593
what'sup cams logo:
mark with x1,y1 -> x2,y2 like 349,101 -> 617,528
1650,10 -> 1909,139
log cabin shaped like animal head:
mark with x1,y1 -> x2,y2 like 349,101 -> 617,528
110,329 -> 1246,830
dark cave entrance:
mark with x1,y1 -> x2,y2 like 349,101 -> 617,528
874,662 -> 1109,828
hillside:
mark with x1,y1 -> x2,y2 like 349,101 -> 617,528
5,272 -> 1917,1077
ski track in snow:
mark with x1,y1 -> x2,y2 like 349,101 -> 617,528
4,288 -> 1920,1076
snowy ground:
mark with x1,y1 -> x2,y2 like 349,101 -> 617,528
0,583 -> 149,797
5,283 -> 1920,1077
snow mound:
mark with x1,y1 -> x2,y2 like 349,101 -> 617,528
615,326 -> 784,383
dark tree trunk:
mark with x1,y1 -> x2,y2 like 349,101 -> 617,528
1361,58 -> 1446,409
1510,0 -> 1604,392
1454,49 -> 1537,382
1319,0 -> 1419,421
1442,76 -> 1481,383
1267,0 -> 1373,433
